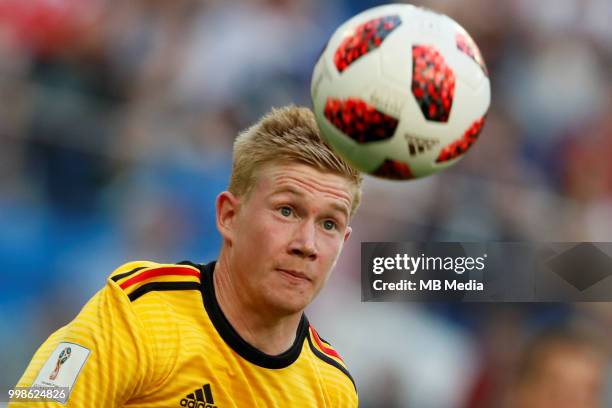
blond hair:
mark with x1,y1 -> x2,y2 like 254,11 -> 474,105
229,106 -> 362,216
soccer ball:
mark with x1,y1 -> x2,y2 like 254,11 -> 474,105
311,4 -> 490,179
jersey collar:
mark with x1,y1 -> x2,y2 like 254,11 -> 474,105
196,260 -> 309,369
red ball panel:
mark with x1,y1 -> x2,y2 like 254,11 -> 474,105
324,97 -> 399,143
333,15 -> 402,73
436,116 -> 486,163
455,32 -> 488,76
372,159 -> 414,180
411,45 -> 455,123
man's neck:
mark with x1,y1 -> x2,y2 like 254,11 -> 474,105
212,255 -> 302,356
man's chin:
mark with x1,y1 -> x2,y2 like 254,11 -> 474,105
262,278 -> 319,315
268,292 -> 311,316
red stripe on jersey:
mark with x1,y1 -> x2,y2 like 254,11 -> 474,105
310,325 -> 343,361
119,267 -> 201,290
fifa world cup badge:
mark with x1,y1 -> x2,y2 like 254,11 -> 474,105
49,347 -> 72,380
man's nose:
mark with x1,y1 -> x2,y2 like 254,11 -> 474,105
288,219 -> 318,260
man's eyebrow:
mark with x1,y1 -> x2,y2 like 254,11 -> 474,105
270,186 -> 350,218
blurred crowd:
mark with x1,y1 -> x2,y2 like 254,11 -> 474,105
0,0 -> 611,406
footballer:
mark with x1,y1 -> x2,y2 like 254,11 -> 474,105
10,106 -> 361,407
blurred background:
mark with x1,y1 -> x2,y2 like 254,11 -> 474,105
0,0 -> 611,406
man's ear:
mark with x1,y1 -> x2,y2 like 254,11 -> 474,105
216,191 -> 241,244
343,226 -> 352,243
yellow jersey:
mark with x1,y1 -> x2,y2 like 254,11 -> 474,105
10,261 -> 358,407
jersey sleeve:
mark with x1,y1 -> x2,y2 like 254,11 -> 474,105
9,261 -> 179,407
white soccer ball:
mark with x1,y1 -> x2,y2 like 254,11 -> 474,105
311,4 -> 490,179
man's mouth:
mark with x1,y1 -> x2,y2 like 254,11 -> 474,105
277,268 -> 311,282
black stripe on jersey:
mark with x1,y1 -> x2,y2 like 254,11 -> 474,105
177,260 -> 200,268
307,334 -> 356,390
111,266 -> 148,282
128,281 -> 201,302
199,261 -> 310,369
318,334 -> 332,347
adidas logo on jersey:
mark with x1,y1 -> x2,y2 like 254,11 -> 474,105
180,384 -> 217,408
404,135 -> 439,156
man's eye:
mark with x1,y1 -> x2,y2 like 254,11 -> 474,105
279,207 -> 293,217
323,220 -> 336,231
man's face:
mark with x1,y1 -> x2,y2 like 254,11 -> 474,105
515,344 -> 605,408
222,162 -> 354,316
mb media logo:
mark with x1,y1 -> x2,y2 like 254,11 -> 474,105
404,135 -> 439,156
180,384 -> 217,408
